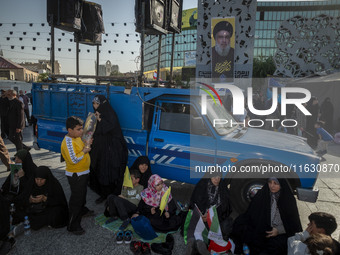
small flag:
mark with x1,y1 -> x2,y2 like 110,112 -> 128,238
159,186 -> 171,215
207,205 -> 235,253
123,166 -> 133,188
184,205 -> 209,245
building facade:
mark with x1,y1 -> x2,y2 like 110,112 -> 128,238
143,0 -> 340,79
19,60 -> 61,74
97,60 -> 119,76
0,57 -> 39,82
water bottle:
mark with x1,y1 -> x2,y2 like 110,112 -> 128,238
24,216 -> 31,235
9,203 -> 16,230
243,243 -> 250,255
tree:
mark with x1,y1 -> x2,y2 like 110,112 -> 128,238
253,56 -> 276,78
110,70 -> 123,77
38,73 -> 49,82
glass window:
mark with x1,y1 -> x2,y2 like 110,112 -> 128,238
160,103 -> 190,133
159,103 -> 209,135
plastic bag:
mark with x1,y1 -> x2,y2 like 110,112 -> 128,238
131,215 -> 158,240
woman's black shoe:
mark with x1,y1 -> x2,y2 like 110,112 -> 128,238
151,243 -> 172,255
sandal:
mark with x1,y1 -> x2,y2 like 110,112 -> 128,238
141,242 -> 151,255
130,241 -> 142,255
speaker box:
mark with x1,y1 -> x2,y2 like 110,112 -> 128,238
47,0 -> 82,32
75,32 -> 102,46
135,0 -> 168,35
76,1 -> 104,45
167,0 -> 182,33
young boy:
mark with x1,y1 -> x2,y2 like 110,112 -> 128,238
290,212 -> 340,255
315,122 -> 334,156
104,169 -> 143,229
61,116 -> 92,235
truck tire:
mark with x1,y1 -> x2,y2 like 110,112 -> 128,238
229,177 -> 267,214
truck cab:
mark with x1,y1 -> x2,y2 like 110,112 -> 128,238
32,83 -> 320,213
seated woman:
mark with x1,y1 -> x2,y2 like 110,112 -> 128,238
232,177 -> 302,255
190,172 -> 233,239
15,166 -> 69,230
137,174 -> 182,232
0,194 -> 15,254
130,156 -> 152,189
1,149 -> 37,203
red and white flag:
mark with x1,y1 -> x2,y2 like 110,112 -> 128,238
207,205 -> 235,254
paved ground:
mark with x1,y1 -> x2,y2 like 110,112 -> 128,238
1,127 -> 340,254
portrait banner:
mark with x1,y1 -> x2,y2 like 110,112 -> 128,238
211,17 -> 235,83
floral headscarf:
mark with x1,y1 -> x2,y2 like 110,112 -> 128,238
140,174 -> 172,209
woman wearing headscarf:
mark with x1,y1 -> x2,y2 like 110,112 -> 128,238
190,173 -> 233,240
232,177 -> 302,255
90,95 -> 128,204
0,194 -> 15,255
1,149 -> 37,203
320,97 -> 334,134
306,97 -> 319,149
14,166 -> 69,230
131,156 -> 152,189
137,174 -> 182,232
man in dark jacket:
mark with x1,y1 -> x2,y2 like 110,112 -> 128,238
19,90 -> 30,126
6,90 -> 29,151
0,90 -> 10,139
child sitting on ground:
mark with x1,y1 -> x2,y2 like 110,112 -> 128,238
135,174 -> 183,233
288,232 -> 334,255
104,169 -> 143,229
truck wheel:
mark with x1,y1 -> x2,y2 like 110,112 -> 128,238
229,178 -> 267,214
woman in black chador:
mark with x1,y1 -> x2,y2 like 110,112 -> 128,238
15,166 -> 69,230
232,177 -> 302,255
1,149 -> 37,203
90,95 -> 128,204
130,156 -> 152,189
306,96 -> 319,148
190,173 -> 233,240
320,97 -> 334,134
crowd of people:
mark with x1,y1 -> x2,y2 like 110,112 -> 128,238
0,93 -> 340,255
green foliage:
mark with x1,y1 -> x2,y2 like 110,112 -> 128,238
253,56 -> 276,78
110,70 -> 123,77
38,73 -> 49,82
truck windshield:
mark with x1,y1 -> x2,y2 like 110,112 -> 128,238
205,98 -> 238,135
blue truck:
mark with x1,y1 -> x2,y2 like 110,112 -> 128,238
32,82 -> 320,213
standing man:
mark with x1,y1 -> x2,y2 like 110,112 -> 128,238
211,20 -> 235,81
0,136 -> 11,172
6,90 -> 29,151
0,90 -> 10,139
18,90 -> 30,126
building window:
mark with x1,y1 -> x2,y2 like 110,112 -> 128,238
260,11 -> 264,21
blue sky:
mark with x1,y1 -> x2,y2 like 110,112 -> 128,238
0,0 -> 197,75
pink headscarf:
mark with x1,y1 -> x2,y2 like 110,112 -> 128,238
140,174 -> 172,208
